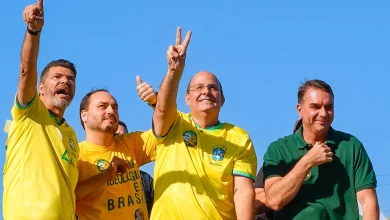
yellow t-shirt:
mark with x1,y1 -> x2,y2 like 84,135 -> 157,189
76,130 -> 156,220
3,95 -> 79,220
151,111 -> 257,220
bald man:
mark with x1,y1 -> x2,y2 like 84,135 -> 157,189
150,27 -> 257,220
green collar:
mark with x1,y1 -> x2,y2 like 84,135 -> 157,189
48,110 -> 65,126
190,117 -> 222,131
294,126 -> 337,149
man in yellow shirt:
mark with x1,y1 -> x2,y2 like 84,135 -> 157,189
151,28 -> 257,219
3,0 -> 80,219
75,88 -> 157,220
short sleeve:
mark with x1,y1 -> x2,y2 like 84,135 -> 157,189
354,141 -> 377,192
263,141 -> 288,180
11,92 -> 38,122
127,130 -> 157,166
232,133 -> 257,181
153,110 -> 181,142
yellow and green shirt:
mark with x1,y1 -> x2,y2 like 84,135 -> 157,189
151,111 -> 257,220
3,95 -> 79,220
76,130 -> 156,220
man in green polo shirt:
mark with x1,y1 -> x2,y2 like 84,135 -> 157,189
263,79 -> 379,220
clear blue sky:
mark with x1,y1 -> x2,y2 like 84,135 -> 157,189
1,0 -> 389,217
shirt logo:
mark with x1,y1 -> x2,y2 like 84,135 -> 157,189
96,159 -> 110,171
69,136 -> 76,151
183,130 -> 197,147
304,170 -> 311,181
212,145 -> 226,161
134,208 -> 145,220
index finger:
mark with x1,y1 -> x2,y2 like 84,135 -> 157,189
176,27 -> 182,46
37,0 -> 43,8
182,31 -> 192,49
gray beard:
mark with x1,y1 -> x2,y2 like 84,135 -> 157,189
49,96 -> 71,108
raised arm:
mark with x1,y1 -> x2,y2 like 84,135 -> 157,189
18,0 -> 44,106
153,27 -> 192,137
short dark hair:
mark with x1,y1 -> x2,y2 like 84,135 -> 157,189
186,76 -> 224,96
40,59 -> 77,83
79,88 -> 110,130
298,79 -> 334,104
118,121 -> 128,133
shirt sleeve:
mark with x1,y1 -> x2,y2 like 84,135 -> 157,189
232,133 -> 257,181
11,92 -> 39,122
127,130 -> 157,166
354,140 -> 377,192
263,141 -> 288,180
152,111 -> 181,141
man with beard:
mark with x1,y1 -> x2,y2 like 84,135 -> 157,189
75,89 -> 156,220
151,27 -> 257,219
263,80 -> 379,219
3,0 -> 79,219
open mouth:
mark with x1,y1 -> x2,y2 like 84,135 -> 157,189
56,88 -> 71,98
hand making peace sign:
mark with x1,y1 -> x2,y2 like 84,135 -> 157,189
166,27 -> 192,71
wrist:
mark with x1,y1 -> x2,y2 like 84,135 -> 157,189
27,27 -> 41,36
148,92 -> 158,107
299,155 -> 314,170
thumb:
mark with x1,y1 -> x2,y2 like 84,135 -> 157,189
136,75 -> 143,85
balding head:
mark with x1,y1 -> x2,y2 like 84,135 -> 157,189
186,71 -> 223,96
185,71 -> 225,119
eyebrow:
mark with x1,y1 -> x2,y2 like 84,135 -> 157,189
97,101 -> 118,106
309,103 -> 334,107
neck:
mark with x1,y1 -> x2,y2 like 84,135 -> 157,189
85,130 -> 114,147
302,125 -> 329,145
191,111 -> 219,129
40,96 -> 65,119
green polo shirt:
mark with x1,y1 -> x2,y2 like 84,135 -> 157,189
263,126 -> 377,220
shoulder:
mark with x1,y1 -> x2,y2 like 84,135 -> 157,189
332,128 -> 363,149
269,133 -> 296,149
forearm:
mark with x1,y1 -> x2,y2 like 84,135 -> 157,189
266,158 -> 312,210
18,31 -> 40,105
362,205 -> 379,220
21,31 -> 40,72
255,188 -> 272,214
153,69 -> 182,136
234,187 -> 255,220
360,189 -> 380,220
75,172 -> 108,201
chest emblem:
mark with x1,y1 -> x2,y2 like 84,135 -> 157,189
212,145 -> 226,161
183,130 -> 197,147
304,170 -> 312,181
69,136 -> 76,151
96,159 -> 110,171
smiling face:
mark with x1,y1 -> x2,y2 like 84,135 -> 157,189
185,71 -> 225,116
297,87 -> 334,136
81,91 -> 119,135
38,66 -> 76,110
